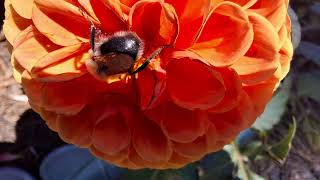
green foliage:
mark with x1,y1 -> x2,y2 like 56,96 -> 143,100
239,141 -> 264,160
253,78 -> 292,131
267,119 -> 297,164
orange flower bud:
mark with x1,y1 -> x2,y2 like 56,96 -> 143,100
4,0 -> 293,169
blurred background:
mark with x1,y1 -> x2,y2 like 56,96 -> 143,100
0,0 -> 319,180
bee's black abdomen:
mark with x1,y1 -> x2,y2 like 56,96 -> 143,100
100,33 -> 141,60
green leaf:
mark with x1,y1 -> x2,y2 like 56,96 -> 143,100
236,130 -> 264,159
122,164 -> 198,180
253,78 -> 291,131
199,150 -> 235,180
268,119 -> 297,164
239,141 -> 264,159
297,71 -> 320,102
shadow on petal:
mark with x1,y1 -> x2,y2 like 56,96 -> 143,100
3,5 -> 32,44
11,0 -> 34,19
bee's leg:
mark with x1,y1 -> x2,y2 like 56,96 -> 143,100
128,46 -> 170,75
90,24 -> 96,51
78,7 -> 96,56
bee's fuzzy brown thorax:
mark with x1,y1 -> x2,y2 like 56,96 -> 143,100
93,31 -> 144,59
90,28 -> 145,76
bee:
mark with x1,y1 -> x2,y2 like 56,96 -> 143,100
82,11 -> 168,80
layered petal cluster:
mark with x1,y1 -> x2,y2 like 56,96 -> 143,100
4,0 -> 293,169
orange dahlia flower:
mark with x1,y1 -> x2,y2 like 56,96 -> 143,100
4,0 -> 293,169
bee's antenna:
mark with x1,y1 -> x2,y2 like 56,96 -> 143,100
128,45 -> 172,75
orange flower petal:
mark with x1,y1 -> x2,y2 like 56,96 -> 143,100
167,57 -> 225,110
120,0 -> 139,7
32,0 -> 89,46
13,26 -> 61,73
275,16 -> 293,79
127,148 -> 149,168
3,5 -> 32,44
166,0 -> 211,48
22,71 -> 87,116
129,0 -> 179,49
119,157 -> 143,170
90,146 -> 128,163
136,68 -> 156,109
81,74 -> 136,105
249,0 -> 287,31
128,147 -> 168,169
144,101 -> 166,125
173,135 -> 207,159
133,116 -> 172,163
92,111 -> 131,155
244,80 -> 278,115
136,67 -> 167,110
273,15 -> 293,80
208,68 -> 242,113
56,112 -> 94,148
21,71 -> 44,107
168,152 -> 193,168
41,78 -> 88,115
78,0 -> 127,33
31,43 -> 89,82
193,2 -> 253,67
100,0 -> 129,21
38,108 -> 58,131
278,23 -> 288,48
223,0 -> 257,9
209,118 -> 237,143
126,148 -> 150,168
11,0 -> 33,19
161,102 -> 209,143
277,38 -> 293,80
231,13 -> 280,84
205,124 -> 222,152
209,92 -> 255,141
